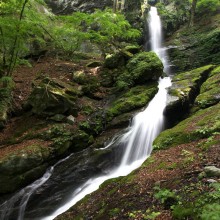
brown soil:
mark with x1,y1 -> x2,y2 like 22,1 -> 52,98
56,137 -> 220,220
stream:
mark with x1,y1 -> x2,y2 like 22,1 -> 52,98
0,6 -> 172,220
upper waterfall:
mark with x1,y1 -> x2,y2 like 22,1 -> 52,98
148,6 -> 170,73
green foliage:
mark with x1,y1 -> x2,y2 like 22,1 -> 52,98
156,1 -> 190,35
172,183 -> 220,219
54,9 -> 140,56
154,186 -> 178,204
128,209 -> 160,220
0,0 -> 51,76
197,0 -> 220,14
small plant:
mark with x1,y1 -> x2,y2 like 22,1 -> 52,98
196,127 -> 210,136
181,149 -> 194,164
128,209 -> 160,220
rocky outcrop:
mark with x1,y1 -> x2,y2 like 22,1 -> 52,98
0,142 -> 50,193
166,14 -> 220,72
106,83 -> 158,121
194,66 -> 220,109
45,0 -> 112,14
164,65 -> 214,121
153,102 -> 220,150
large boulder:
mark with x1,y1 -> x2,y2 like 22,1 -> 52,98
106,83 -> 158,121
126,51 -> 163,83
0,143 -> 50,193
27,78 -> 79,117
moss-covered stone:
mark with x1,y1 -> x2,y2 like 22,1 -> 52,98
0,144 -> 50,194
106,83 -> 158,121
195,66 -> 220,109
153,103 -> 220,150
104,52 -> 126,69
27,77 -> 79,117
165,65 -> 214,119
124,45 -> 141,54
126,51 -> 163,83
70,129 -> 94,152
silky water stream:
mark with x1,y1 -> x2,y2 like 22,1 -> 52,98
0,6 -> 171,220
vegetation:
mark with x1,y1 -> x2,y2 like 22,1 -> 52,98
0,0 -> 50,76
0,1 -> 140,76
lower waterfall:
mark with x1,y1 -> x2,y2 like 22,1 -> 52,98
0,6 -> 171,220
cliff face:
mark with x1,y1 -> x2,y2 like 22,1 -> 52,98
45,0 -> 142,15
45,0 -> 113,14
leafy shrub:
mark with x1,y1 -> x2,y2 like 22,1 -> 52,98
197,0 -> 220,14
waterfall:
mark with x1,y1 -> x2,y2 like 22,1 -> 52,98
0,6 -> 171,220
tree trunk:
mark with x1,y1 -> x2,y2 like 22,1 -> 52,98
189,0 -> 197,27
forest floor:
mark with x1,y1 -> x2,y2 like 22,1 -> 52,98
56,134 -> 220,220
0,56 -> 101,154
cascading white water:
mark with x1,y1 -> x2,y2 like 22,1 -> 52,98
0,6 -> 171,220
148,7 -> 170,73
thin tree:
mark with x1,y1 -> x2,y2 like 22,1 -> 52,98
7,0 -> 29,76
189,0 -> 197,27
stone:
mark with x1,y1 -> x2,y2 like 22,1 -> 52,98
66,115 -> 75,125
27,78 -> 78,117
204,166 -> 220,178
206,179 -> 218,183
164,65 -> 214,120
126,51 -> 163,83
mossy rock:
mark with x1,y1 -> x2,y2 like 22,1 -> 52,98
0,163 -> 48,194
70,129 -> 94,152
124,45 -> 141,54
126,51 -> 163,84
164,65 -> 214,119
153,103 -> 220,150
0,144 -> 50,194
99,68 -> 115,87
27,77 -> 79,117
106,82 -> 158,121
195,66 -> 220,109
167,15 -> 220,71
104,52 -> 126,69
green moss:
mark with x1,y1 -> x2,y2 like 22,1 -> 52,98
126,51 -> 163,83
172,183 -> 220,220
195,66 -> 220,109
153,103 -> 220,149
107,83 -> 158,121
28,78 -> 79,117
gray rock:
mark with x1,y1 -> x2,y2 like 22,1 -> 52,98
204,166 -> 220,177
66,115 -> 75,125
206,179 -> 218,183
